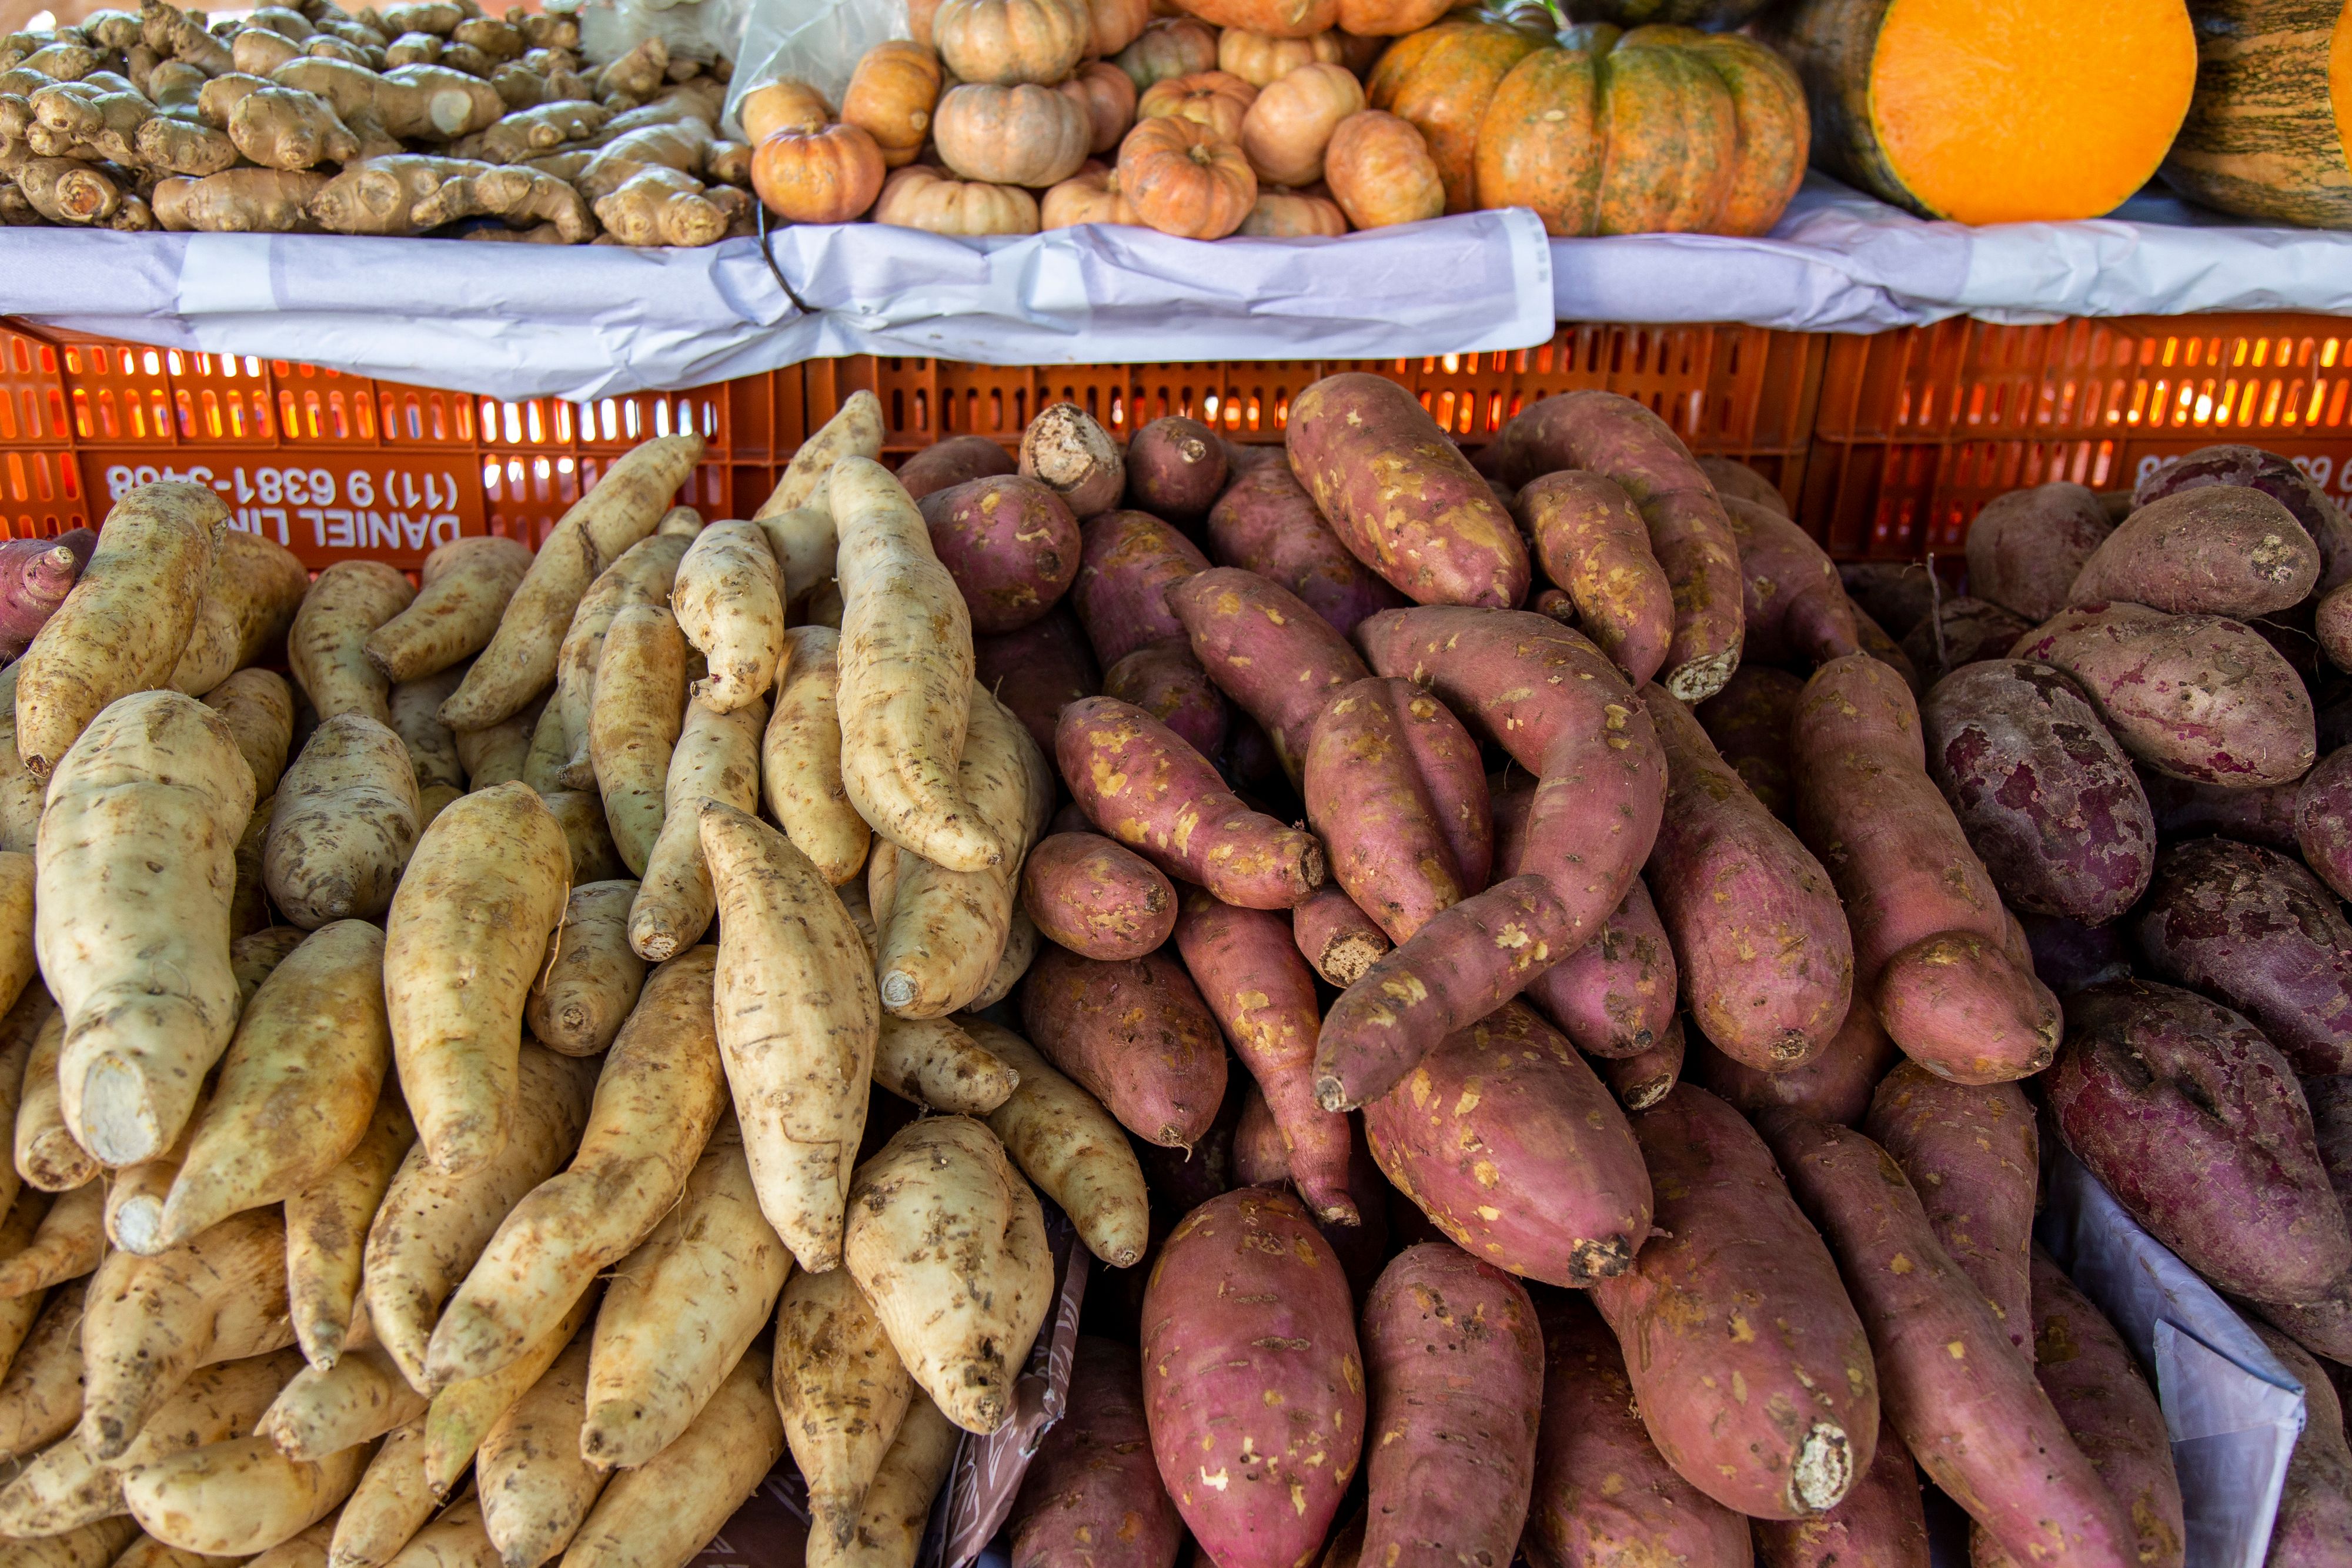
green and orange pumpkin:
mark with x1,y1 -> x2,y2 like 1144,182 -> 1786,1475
2161,0 -> 2352,228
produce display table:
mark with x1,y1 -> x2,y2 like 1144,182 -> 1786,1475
6,178 -> 2352,401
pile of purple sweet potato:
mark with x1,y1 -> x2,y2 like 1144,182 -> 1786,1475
898,386 -> 2352,1568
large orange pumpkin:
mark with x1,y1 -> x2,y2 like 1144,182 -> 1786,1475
1118,113 -> 1259,236
1472,23 -> 1808,237
1365,16 -> 1539,211
1137,69 -> 1259,142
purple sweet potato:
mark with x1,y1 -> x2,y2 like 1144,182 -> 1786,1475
975,604 -> 1097,756
2047,979 -> 2352,1303
1021,942 -> 1231,1150
1488,389 -> 1745,702
1285,373 -> 1530,611
1853,601 -> 1925,695
1357,1243 -> 1544,1568
1598,1014 -> 1683,1111
1648,684 -> 1853,1071
1965,482 -> 2114,624
1171,567 -> 1369,785
1702,456 -> 1790,517
1753,1430 -> 1930,1568
1727,497 -> 1860,668
1517,469 -> 1675,687
1175,891 -> 1357,1225
2250,1075 -> 2352,1365
2134,442 -> 2352,594
1011,1337 -> 1184,1568
1696,663 -> 1805,821
1304,677 -> 1490,946
1101,640 -> 1228,760
1140,1188 -> 1364,1568
2010,601 -> 2318,787
1204,462 -> 1407,638
1292,884 -> 1391,987
1022,403 -> 1125,520
1902,597 -> 2035,683
1363,1001 -> 1652,1287
2015,912 -> 2133,997
918,474 -> 1082,634
1966,1248 -> 2186,1568
1863,1062 -> 2039,1356
2069,485 -> 2319,618
1590,1086 -> 1879,1520
1055,696 -> 1324,910
1690,997 -> 1902,1129
1530,586 -> 1577,624
1921,660 -> 2156,924
2320,579 -> 2352,671
1758,1112 -> 2137,1568
1321,610 -> 1667,1109
1124,416 -> 1227,524
1071,510 -> 1211,669
2133,837 -> 2352,1076
896,433 -> 1016,500
1524,877 -> 1678,1060
1841,561 -> 1937,641
2298,744 -> 2352,901
1020,830 -> 1176,961
1524,1293 -> 1752,1568
1795,654 -> 2060,1084
0,529 -> 95,660
2141,767 -> 2303,850
2247,1321 -> 2352,1568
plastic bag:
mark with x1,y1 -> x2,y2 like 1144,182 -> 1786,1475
722,0 -> 908,135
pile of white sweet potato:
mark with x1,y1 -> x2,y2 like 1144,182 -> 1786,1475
1,375 -> 2350,1568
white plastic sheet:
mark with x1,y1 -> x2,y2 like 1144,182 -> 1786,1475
2039,1148 -> 2307,1568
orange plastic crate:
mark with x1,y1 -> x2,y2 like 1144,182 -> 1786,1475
1806,313 -> 2352,561
0,319 -> 1823,568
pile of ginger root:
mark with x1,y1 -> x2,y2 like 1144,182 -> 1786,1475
0,0 -> 756,245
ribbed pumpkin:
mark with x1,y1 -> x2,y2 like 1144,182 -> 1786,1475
751,124 -> 887,223
875,165 -> 1043,233
934,81 -> 1094,186
2160,0 -> 2352,228
1239,186 -> 1349,234
1118,113 -> 1259,236
841,42 -> 943,168
1337,0 -> 1454,34
739,79 -> 833,143
1473,23 -> 1808,236
1076,0 -> 1154,56
1174,0 -> 1339,39
1762,0 -> 2195,224
1367,16 -> 1540,210
932,0 -> 1091,85
1043,159 -> 1145,224
1137,69 -> 1259,141
1218,26 -> 1345,85
1325,107 -> 1444,226
1060,59 -> 1140,153
1240,59 -> 1364,184
1115,16 -> 1222,88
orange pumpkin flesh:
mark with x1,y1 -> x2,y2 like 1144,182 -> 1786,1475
1766,0 -> 2196,224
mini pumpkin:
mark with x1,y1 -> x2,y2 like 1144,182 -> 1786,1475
875,163 -> 1042,233
750,122 -> 887,223
1239,58 -> 1362,185
1118,112 -> 1258,238
1239,185 -> 1348,235
1042,159 -> 1144,226
1474,23 -> 1809,236
1058,58 -> 1138,154
1136,69 -> 1257,142
1324,107 -> 1441,227
1217,26 -> 1343,86
738,78 -> 832,143
1366,15 -> 1539,210
1174,0 -> 1338,41
908,0 -> 946,46
1334,0 -> 1451,36
1075,0 -> 1152,57
1112,16 -> 1218,89
842,41 -> 944,168
934,80 -> 1094,187
932,0 -> 1091,85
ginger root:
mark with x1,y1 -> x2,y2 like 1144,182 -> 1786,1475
592,165 -> 727,247
135,110 -> 236,173
576,116 -> 708,200
307,149 -> 486,233
15,154 -> 120,222
412,162 -> 590,239
228,83 -> 359,168
152,165 -> 327,230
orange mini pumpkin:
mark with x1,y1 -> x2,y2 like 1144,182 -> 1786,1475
1114,16 -> 1219,88
875,164 -> 1043,233
1117,112 -> 1258,238
934,81 -> 1094,187
1239,58 -> 1362,185
1324,108 -> 1442,228
1058,58 -> 1138,154
752,123 -> 888,223
932,0 -> 1091,85
738,78 -> 833,143
1366,15 -> 1538,212
1474,23 -> 1808,237
1136,69 -> 1257,143
1043,159 -> 1144,226
1334,0 -> 1450,36
1239,185 -> 1348,235
908,0 -> 946,46
841,41 -> 944,168
1174,0 -> 1338,41
1075,0 -> 1152,56
1216,26 -> 1343,86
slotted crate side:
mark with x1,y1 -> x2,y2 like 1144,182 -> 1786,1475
1810,313 -> 2352,559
